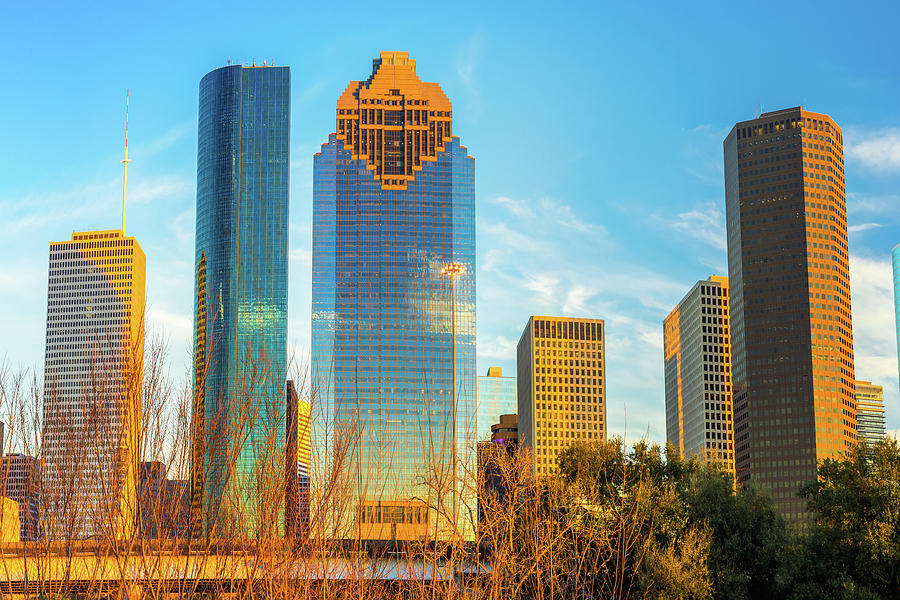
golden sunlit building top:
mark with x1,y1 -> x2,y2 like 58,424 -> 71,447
335,51 -> 453,189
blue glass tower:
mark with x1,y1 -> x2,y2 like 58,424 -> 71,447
193,64 -> 290,537
312,52 -> 475,541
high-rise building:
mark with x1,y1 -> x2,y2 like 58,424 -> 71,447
664,276 -> 734,474
285,379 -> 311,541
42,228 -> 146,539
854,380 -> 885,447
477,367 -> 517,442
724,107 -> 855,520
893,244 -> 900,392
138,461 -> 188,539
0,454 -> 40,541
477,414 -> 518,537
311,52 -> 476,541
517,316 -> 606,475
192,63 -> 290,537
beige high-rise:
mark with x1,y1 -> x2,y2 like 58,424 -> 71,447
42,229 -> 145,540
517,316 -> 606,475
664,276 -> 734,475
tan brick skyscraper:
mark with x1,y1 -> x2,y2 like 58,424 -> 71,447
724,107 -> 855,521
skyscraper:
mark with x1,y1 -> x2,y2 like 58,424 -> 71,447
517,316 -> 606,475
192,63 -> 290,538
477,367 -> 517,442
311,52 -> 475,541
42,228 -> 146,539
663,276 -> 734,475
854,380 -> 885,446
893,244 -> 899,392
724,107 -> 855,521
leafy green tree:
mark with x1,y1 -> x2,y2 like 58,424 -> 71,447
680,463 -> 792,599
790,438 -> 900,600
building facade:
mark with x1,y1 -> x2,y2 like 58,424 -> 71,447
477,414 -> 518,537
724,108 -> 855,521
42,228 -> 145,539
854,380 -> 885,447
285,379 -> 311,541
0,454 -> 40,541
517,316 -> 606,475
311,52 -> 476,541
192,63 -> 290,538
663,276 -> 734,475
476,367 -> 517,442
138,461 -> 187,539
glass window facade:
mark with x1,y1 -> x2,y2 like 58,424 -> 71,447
193,64 -> 290,537
42,229 -> 145,540
725,108 -> 855,522
312,56 -> 475,541
476,369 -> 517,442
663,276 -> 734,476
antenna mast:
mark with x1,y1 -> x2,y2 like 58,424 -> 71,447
121,90 -> 131,233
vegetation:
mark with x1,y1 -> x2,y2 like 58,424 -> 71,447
0,338 -> 898,599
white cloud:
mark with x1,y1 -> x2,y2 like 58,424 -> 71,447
540,198 -> 608,236
848,223 -> 884,234
846,128 -> 900,171
477,335 -> 517,360
491,196 -> 534,218
658,202 -> 727,250
849,253 -> 899,424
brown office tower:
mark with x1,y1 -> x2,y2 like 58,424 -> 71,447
517,316 -> 606,475
724,107 -> 855,521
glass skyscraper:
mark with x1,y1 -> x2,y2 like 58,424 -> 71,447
476,367 -> 517,442
312,52 -> 475,541
192,63 -> 290,538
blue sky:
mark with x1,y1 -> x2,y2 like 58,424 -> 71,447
1,1 -> 898,441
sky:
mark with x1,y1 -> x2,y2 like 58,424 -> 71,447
1,0 -> 898,442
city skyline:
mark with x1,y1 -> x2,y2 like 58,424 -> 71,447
1,2 -> 898,449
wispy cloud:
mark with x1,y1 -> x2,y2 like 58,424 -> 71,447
847,192 -> 900,219
0,179 -> 120,236
848,222 -> 884,234
130,175 -> 191,205
477,335 -> 517,360
846,127 -> 900,171
456,32 -> 483,89
655,202 -> 726,250
540,198 -> 608,236
491,196 -> 534,218
136,122 -> 193,159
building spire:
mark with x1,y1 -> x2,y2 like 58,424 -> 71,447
121,90 -> 131,233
